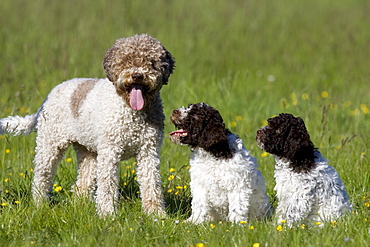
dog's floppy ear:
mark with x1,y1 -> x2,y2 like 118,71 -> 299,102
103,45 -> 118,83
198,110 -> 232,159
161,49 -> 175,85
284,117 -> 316,173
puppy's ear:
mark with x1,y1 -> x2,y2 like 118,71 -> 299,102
285,117 -> 316,173
161,49 -> 175,84
198,114 -> 232,159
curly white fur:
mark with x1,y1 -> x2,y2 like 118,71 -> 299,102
0,34 -> 175,216
187,134 -> 272,224
274,151 -> 352,227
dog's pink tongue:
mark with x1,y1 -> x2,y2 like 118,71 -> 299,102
130,87 -> 144,110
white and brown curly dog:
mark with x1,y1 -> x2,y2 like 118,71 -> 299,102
170,103 -> 272,224
256,113 -> 352,227
0,34 -> 175,216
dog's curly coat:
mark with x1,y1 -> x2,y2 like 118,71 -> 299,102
256,113 -> 351,227
170,103 -> 271,224
0,34 -> 175,216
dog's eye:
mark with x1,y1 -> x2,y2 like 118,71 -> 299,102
150,61 -> 158,69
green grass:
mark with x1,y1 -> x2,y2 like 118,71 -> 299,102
1,0 -> 369,246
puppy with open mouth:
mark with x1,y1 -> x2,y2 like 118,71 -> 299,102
170,103 -> 272,224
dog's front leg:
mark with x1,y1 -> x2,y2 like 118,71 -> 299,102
136,147 -> 165,215
275,190 -> 315,227
227,189 -> 252,223
95,152 -> 120,217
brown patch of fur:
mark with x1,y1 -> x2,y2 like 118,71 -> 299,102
70,79 -> 98,118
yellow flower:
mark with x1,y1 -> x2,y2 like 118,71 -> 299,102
360,104 -> 369,114
20,106 -> 27,114
249,226 -> 255,230
301,93 -> 309,100
253,244 -> 261,247
261,152 -> 269,158
29,168 -> 34,172
183,185 -> 187,189
280,220 -> 286,224
131,170 -> 135,174
54,186 -> 62,192
169,168 -> 176,172
4,178 -> 9,182
290,93 -> 298,106
301,224 -> 306,229
350,108 -> 360,116
230,121 -> 237,127
167,189 -> 173,193
5,149 -> 10,154
168,175 -> 175,181
364,202 -> 370,207
276,225 -> 283,231
210,224 -> 216,229
5,190 -> 9,193
65,158 -> 73,163
343,101 -> 351,107
315,222 -> 321,226
175,191 -> 180,195
176,186 -> 183,190
331,221 -> 337,227
281,98 -> 290,109
15,201 -> 20,204
321,91 -> 329,98
329,103 -> 337,110
1,202 -> 8,207
196,244 -> 205,247
239,221 -> 247,225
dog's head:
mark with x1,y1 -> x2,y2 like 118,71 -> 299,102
170,103 -> 232,159
103,34 -> 175,110
256,113 -> 316,173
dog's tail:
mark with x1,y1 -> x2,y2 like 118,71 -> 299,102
0,113 -> 38,136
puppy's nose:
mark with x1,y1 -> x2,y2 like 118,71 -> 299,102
172,109 -> 180,117
132,73 -> 144,81
256,129 -> 262,137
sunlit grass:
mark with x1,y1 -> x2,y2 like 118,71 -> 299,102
1,0 -> 370,246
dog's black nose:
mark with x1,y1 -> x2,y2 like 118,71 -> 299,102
132,73 -> 144,81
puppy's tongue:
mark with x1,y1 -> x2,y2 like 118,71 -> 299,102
130,86 -> 144,110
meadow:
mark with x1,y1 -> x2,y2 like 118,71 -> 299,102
0,0 -> 369,246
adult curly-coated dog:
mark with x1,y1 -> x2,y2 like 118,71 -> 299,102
0,34 -> 175,216
170,103 -> 271,224
256,113 -> 351,227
